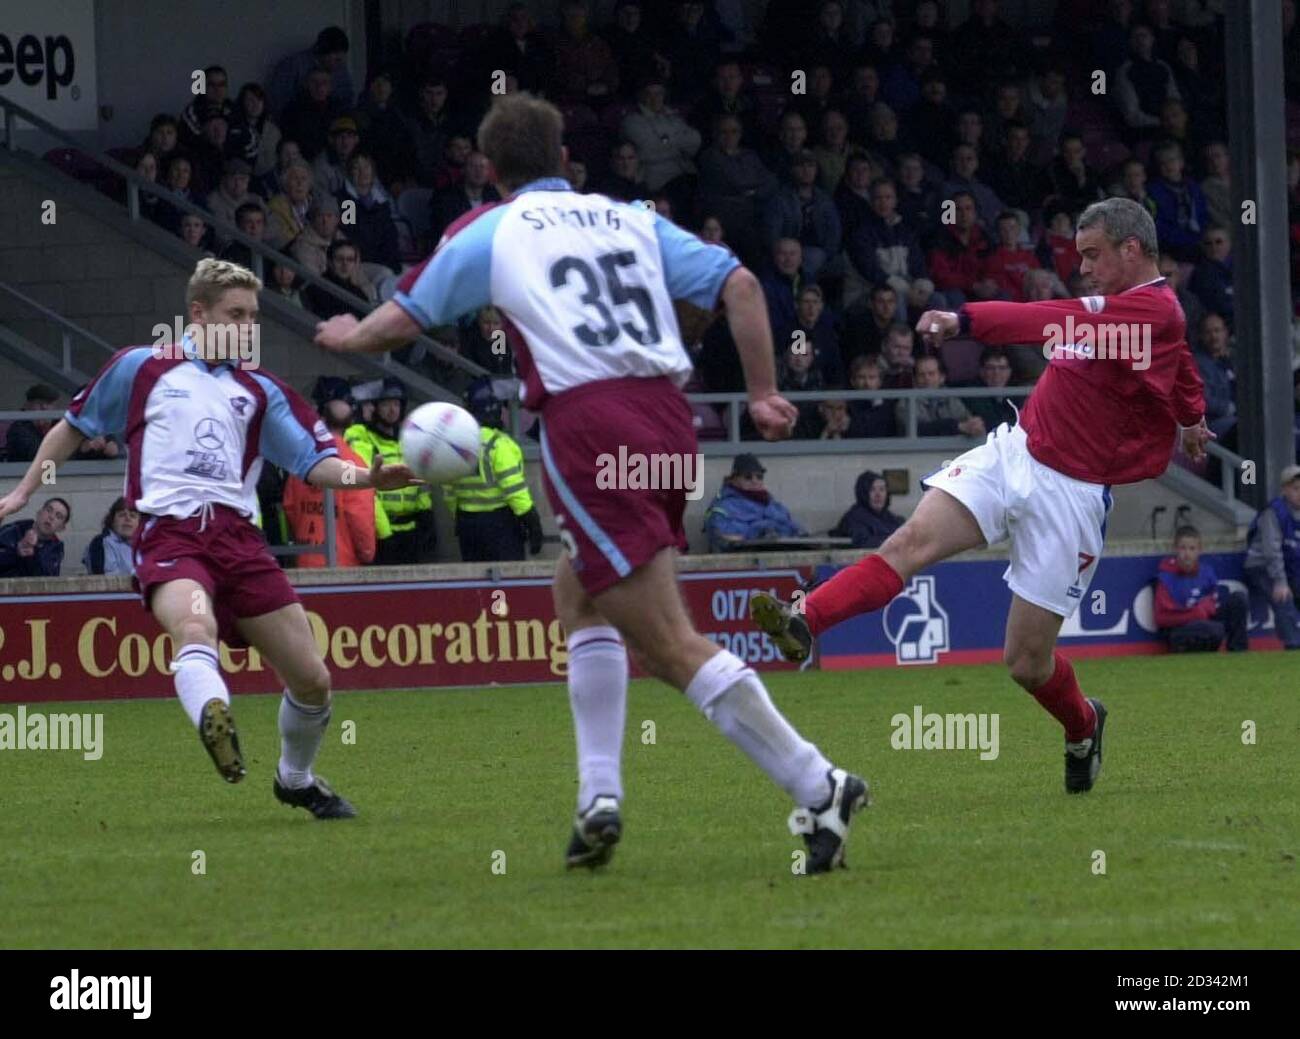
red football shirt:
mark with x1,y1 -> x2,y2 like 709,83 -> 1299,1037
959,278 -> 1205,485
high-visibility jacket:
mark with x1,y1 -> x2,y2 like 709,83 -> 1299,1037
281,436 -> 377,567
444,426 -> 533,518
346,422 -> 431,535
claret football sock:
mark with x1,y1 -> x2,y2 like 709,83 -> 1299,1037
685,650 -> 832,807
804,554 -> 905,636
567,626 -> 628,810
170,643 -> 228,728
277,690 -> 331,790
1031,652 -> 1097,742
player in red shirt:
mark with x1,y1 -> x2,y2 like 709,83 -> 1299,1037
752,197 -> 1211,794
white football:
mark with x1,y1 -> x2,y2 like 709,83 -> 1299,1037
399,402 -> 482,484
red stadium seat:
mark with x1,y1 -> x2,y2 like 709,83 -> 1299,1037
42,147 -> 116,195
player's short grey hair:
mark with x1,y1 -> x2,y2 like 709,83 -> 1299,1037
1077,197 -> 1159,258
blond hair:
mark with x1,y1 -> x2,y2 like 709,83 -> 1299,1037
187,258 -> 262,309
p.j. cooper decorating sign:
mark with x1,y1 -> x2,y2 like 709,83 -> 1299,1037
0,570 -> 805,703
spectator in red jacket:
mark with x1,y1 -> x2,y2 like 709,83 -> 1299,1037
981,211 -> 1040,301
927,191 -> 999,303
553,0 -> 620,102
1037,206 -> 1082,286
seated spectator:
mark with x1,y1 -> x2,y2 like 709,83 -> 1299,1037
942,144 -> 1006,233
813,109 -> 853,196
181,65 -> 235,149
838,61 -> 882,144
292,193 -> 344,275
140,113 -> 186,172
256,138 -> 303,200
988,80 -> 1029,149
189,106 -> 237,194
777,337 -> 825,439
71,431 -> 120,461
1148,140 -> 1209,262
881,32 -> 935,113
842,282 -> 900,361
179,212 -> 214,253
133,151 -> 166,225
339,153 -> 402,273
880,322 -> 919,389
432,135 -> 473,192
232,82 -> 279,178
266,159 -> 316,249
777,284 -> 843,388
567,160 -> 589,193
907,69 -> 957,168
1172,35 -> 1222,141
1189,224 -> 1234,325
981,211 -> 1040,302
403,76 -> 469,188
205,159 -> 262,246
601,1 -> 662,97
1195,311 -> 1237,442
659,0 -> 721,100
846,355 -> 898,437
847,177 -> 936,316
1243,464 -> 1300,649
596,141 -> 651,202
834,150 -> 878,244
690,57 -> 759,146
985,121 -> 1049,214
962,346 -> 1019,430
1037,207 -> 1082,286
621,78 -> 702,202
459,306 -> 516,377
355,71 -> 415,186
759,238 -> 811,334
1027,67 -> 1069,165
83,497 -> 139,576
761,150 -> 842,278
1045,133 -> 1106,215
1154,525 -> 1248,652
1158,97 -> 1198,158
0,497 -> 69,578
302,240 -> 375,319
699,214 -> 725,244
1158,250 -> 1205,333
818,398 -> 852,439
900,355 -> 986,438
154,155 -> 197,233
951,0 -> 1026,94
1109,157 -> 1159,222
312,116 -> 361,197
928,191 -> 999,304
764,111 -> 812,187
4,383 -> 61,462
279,67 -> 347,162
865,102 -> 906,168
830,469 -> 904,547
797,3 -> 855,83
703,454 -> 806,551
1115,23 -> 1181,140
789,64 -> 839,142
432,152 -> 502,241
219,202 -> 268,267
553,0 -> 620,102
266,262 -> 304,307
478,4 -> 553,97
895,152 -> 938,238
267,25 -> 355,118
698,114 -> 779,204
1199,140 -> 1233,229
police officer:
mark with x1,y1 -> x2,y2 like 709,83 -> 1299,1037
348,377 -> 435,564
446,377 -> 543,562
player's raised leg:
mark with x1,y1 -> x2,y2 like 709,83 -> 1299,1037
236,604 -> 356,819
151,577 -> 245,783
752,486 -> 987,661
553,554 -> 628,868
595,547 -> 868,873
1004,596 -> 1105,793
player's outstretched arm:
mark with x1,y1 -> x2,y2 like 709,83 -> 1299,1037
315,302 -> 423,355
0,419 -> 85,522
720,267 -> 798,439
306,454 -> 417,492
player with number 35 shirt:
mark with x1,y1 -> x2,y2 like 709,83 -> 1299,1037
316,93 -> 869,874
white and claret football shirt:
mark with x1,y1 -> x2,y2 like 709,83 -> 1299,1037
65,343 -> 337,519
393,178 -> 741,410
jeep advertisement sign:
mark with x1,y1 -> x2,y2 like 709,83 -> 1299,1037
0,0 -> 97,130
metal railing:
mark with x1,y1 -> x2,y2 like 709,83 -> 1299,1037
0,280 -> 118,378
0,93 -> 490,388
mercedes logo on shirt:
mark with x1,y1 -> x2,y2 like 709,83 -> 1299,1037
195,418 -> 225,451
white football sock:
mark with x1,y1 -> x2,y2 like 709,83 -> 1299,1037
568,626 -> 628,811
277,690 -> 331,790
170,643 -> 228,728
684,650 -> 832,807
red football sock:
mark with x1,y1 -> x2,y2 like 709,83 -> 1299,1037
804,554 -> 905,636
1031,652 -> 1096,741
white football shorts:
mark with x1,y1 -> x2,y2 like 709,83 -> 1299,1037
921,422 -> 1113,618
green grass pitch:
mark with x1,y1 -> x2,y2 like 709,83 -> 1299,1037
2,654 -> 1296,948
